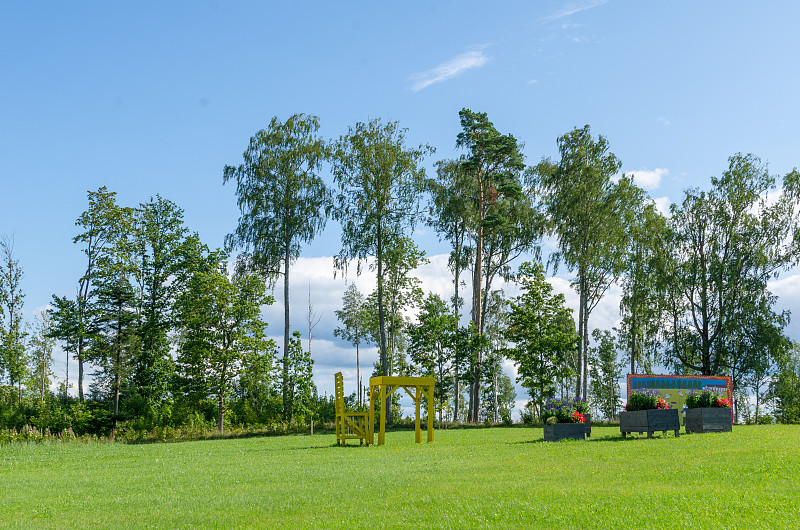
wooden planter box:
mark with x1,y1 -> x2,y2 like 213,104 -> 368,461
620,409 -> 679,438
684,407 -> 732,433
544,414 -> 591,442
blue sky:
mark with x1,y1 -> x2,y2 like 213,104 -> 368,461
3,1 -> 800,406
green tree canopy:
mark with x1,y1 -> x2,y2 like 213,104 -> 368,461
223,114 -> 331,420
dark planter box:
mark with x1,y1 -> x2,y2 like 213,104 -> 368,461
684,407 -> 732,433
620,409 -> 680,438
544,414 -> 591,442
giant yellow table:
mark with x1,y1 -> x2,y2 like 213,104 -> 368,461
368,376 -> 435,445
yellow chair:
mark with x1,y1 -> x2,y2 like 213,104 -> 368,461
335,372 -> 367,446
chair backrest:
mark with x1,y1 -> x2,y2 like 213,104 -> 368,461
334,372 -> 344,415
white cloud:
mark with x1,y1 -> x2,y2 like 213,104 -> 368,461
652,196 -> 672,217
539,0 -> 608,23
527,78 -> 539,85
657,117 -> 671,126
409,49 -> 490,92
626,168 -> 668,190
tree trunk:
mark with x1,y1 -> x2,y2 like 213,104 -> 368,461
576,275 -> 585,400
78,336 -> 85,402
218,391 -> 224,432
452,224 -> 463,423
114,295 -> 122,426
356,339 -> 360,406
283,239 -> 291,422
630,310 -> 636,375
453,377 -> 459,423
377,227 -> 390,424
471,222 -> 484,423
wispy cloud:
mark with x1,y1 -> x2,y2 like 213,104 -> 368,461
539,0 -> 608,23
409,48 -> 490,92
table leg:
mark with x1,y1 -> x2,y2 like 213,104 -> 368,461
379,384 -> 386,445
415,386 -> 421,443
427,384 -> 434,443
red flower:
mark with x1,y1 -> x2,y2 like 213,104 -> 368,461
571,411 -> 585,423
716,397 -> 732,408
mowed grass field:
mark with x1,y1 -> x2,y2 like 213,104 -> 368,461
1,425 -> 798,528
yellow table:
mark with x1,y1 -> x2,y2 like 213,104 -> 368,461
368,376 -> 435,445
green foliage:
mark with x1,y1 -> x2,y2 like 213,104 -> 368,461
132,195 -> 196,410
175,260 -> 275,432
223,114 -> 330,279
283,331 -> 315,423
334,282 -> 370,404
407,293 -> 458,423
769,343 -> 800,423
664,154 -> 800,377
479,363 -> 516,423
588,329 -> 624,420
685,390 -> 730,409
223,114 -> 331,421
625,389 -> 669,411
454,108 -> 535,423
26,311 -> 55,403
0,236 -> 28,393
332,118 -> 432,421
533,125 -> 642,400
618,201 -> 666,374
504,261 -> 578,419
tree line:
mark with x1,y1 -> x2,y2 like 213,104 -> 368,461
2,109 -> 800,436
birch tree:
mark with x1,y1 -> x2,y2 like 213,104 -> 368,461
224,114 -> 330,421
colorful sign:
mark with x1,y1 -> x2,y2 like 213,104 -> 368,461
626,374 -> 733,425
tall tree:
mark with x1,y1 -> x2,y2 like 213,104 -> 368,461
334,282 -> 370,405
455,109 -> 529,422
48,295 -> 79,395
504,261 -> 578,420
176,260 -> 274,432
71,187 -> 124,401
588,329 -> 624,420
283,330 -> 316,424
0,236 -> 27,399
223,114 -> 330,421
380,235 -> 426,379
90,203 -> 137,423
27,310 -> 55,403
665,154 -> 800,376
533,125 -> 640,400
427,159 -> 474,421
131,196 -> 196,411
619,199 -> 665,375
407,293 -> 458,423
768,342 -> 800,424
331,118 -> 432,423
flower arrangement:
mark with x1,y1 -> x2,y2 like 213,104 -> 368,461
542,397 -> 589,424
624,389 -> 671,412
685,390 -> 731,409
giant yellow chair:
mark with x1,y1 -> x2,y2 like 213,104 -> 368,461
334,372 -> 367,445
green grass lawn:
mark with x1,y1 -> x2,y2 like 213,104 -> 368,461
1,425 -> 798,528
